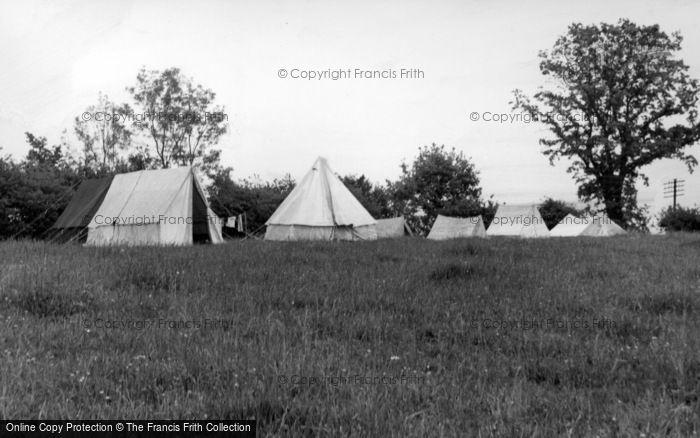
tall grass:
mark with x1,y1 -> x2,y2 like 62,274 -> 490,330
0,235 -> 699,436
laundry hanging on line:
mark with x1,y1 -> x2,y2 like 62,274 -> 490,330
225,214 -> 246,232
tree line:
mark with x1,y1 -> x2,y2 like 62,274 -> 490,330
1,130 -> 696,239
3,19 -> 700,238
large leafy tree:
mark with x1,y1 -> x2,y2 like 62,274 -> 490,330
391,143 -> 492,234
128,67 -> 228,170
513,19 -> 700,228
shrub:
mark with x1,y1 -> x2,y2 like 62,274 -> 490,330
658,206 -> 700,232
538,198 -> 583,230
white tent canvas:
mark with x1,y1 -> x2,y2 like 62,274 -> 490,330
550,214 -> 627,237
376,216 -> 413,238
86,167 -> 224,246
549,214 -> 590,237
265,157 -> 377,241
427,215 -> 486,240
487,204 -> 549,238
582,215 -> 627,236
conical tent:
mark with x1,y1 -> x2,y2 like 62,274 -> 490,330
487,204 -> 549,238
376,216 -> 413,238
265,157 -> 377,241
427,215 -> 486,240
85,167 -> 224,246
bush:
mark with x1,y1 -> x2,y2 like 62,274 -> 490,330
538,198 -> 583,230
658,206 -> 700,232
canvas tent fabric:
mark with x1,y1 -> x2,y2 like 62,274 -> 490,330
549,214 -> 589,237
582,215 -> 626,236
550,214 -> 627,237
53,176 -> 114,229
551,214 -> 627,237
487,204 -> 550,238
427,215 -> 486,240
50,176 -> 114,241
265,157 -> 377,241
376,216 -> 413,238
86,167 -> 224,246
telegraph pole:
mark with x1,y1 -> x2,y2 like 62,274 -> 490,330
663,178 -> 685,209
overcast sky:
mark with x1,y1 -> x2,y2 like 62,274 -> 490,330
1,0 -> 699,216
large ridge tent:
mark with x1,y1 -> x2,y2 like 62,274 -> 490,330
487,204 -> 550,238
50,176 -> 115,242
265,157 -> 377,241
376,216 -> 413,238
550,214 -> 626,237
427,215 -> 486,240
84,167 -> 224,246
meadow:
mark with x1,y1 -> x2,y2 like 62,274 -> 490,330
1,235 -> 699,436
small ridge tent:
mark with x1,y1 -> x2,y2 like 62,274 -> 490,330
427,215 -> 486,240
487,204 -> 549,238
549,214 -> 589,237
85,167 -> 224,246
265,157 -> 377,241
581,215 -> 626,236
550,214 -> 627,237
50,176 -> 114,242
376,216 -> 413,238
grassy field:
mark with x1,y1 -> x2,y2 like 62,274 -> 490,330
1,235 -> 699,436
